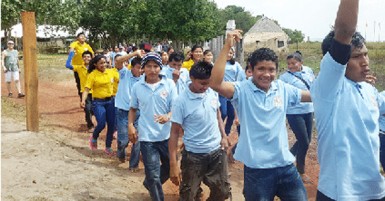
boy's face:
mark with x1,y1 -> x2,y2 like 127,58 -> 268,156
346,44 -> 370,82
190,77 -> 210,93
144,60 -> 161,79
82,54 -> 92,65
131,64 -> 142,77
252,60 -> 277,92
168,60 -> 182,70
77,34 -> 86,43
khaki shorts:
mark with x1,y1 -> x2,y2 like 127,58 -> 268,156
5,71 -> 19,82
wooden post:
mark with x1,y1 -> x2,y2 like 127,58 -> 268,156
21,12 -> 39,132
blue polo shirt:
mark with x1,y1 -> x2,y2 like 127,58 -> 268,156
224,61 -> 246,82
311,52 -> 385,200
231,79 -> 301,168
162,65 -> 190,94
279,66 -> 315,114
380,91 -> 385,133
171,86 -> 221,153
130,76 -> 177,142
115,67 -> 142,110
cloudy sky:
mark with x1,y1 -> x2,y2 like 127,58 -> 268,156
214,0 -> 385,42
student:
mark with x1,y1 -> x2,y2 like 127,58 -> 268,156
182,45 -> 203,71
128,52 -> 177,201
2,40 -> 25,98
115,50 -> 143,171
160,51 -> 169,66
219,47 -> 246,138
203,49 -> 214,65
209,30 -> 310,201
380,91 -> 385,171
311,0 -> 385,200
66,50 -> 94,132
169,61 -> 231,201
279,51 -> 315,182
81,55 -> 119,156
162,52 -> 189,94
68,32 -> 94,100
244,59 -> 253,79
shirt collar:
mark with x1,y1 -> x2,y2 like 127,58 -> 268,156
186,84 -> 207,100
246,79 -> 278,94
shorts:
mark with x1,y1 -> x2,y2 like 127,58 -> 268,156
5,71 -> 19,82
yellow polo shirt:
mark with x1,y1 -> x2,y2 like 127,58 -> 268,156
182,59 -> 194,71
69,41 -> 94,66
73,64 -> 91,93
85,68 -> 118,99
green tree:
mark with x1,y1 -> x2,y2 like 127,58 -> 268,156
218,5 -> 258,32
283,28 -> 305,49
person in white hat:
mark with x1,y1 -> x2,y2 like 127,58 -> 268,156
2,40 -> 24,98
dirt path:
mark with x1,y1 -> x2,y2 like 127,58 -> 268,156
1,70 -> 318,200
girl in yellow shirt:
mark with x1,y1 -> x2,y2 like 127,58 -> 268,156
81,55 -> 119,156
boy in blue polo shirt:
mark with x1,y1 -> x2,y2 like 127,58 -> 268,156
169,61 -> 231,201
128,52 -> 177,201
210,30 -> 311,200
311,1 -> 385,200
114,50 -> 143,171
161,52 -> 190,94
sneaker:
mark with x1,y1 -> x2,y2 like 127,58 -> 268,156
89,136 -> 97,150
104,147 -> 114,156
17,93 -> 25,98
8,92 -> 12,97
129,167 -> 139,173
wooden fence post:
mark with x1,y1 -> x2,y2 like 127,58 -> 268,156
21,11 -> 39,132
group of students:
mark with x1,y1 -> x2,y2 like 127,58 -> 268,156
64,0 -> 385,200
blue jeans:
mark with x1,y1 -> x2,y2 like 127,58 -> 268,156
287,113 -> 313,174
243,164 -> 307,201
116,108 -> 140,168
219,95 -> 235,136
92,98 -> 115,148
141,140 -> 170,201
380,133 -> 385,170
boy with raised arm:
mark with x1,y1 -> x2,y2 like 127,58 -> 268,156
209,30 -> 311,200
169,61 -> 230,201
311,0 -> 385,200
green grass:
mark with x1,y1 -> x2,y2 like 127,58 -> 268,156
282,42 -> 385,91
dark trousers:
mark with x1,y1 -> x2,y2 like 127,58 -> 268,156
179,149 -> 231,201
380,133 -> 385,170
84,94 -> 94,129
219,95 -> 235,135
74,71 -> 81,100
286,112 -> 313,174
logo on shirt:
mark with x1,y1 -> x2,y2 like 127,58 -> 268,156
160,90 -> 168,99
211,99 -> 218,109
111,78 -> 114,83
273,96 -> 283,108
370,95 -> 378,108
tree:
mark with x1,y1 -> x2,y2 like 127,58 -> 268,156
218,5 -> 258,32
283,28 -> 305,49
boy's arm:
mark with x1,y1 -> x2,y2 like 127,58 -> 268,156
169,122 -> 182,186
116,50 -> 142,65
210,30 -> 242,99
128,107 -> 138,144
334,0 -> 359,45
300,90 -> 312,102
65,51 -> 75,70
217,110 -> 229,150
2,51 -> 6,72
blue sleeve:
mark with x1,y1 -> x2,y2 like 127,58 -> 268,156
236,63 -> 246,81
171,98 -> 184,125
65,51 -> 75,70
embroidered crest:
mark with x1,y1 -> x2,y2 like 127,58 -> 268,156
211,99 -> 218,108
160,90 -> 168,99
273,96 -> 283,108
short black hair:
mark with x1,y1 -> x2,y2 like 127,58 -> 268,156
321,31 -> 365,55
287,51 -> 303,62
131,57 -> 142,67
82,50 -> 93,58
190,61 -> 213,80
248,48 -> 278,70
168,52 -> 184,62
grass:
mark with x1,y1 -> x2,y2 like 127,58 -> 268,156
284,42 -> 385,91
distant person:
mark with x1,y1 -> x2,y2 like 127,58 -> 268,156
244,59 -> 253,79
182,45 -> 203,71
210,30 -> 310,200
311,0 -> 385,200
66,50 -> 94,132
160,51 -> 169,66
68,32 -> 94,100
2,40 -> 24,98
279,51 -> 315,183
81,55 -> 119,156
162,52 -> 189,94
128,52 -> 177,201
169,61 -> 231,201
203,49 -> 214,65
115,51 -> 143,171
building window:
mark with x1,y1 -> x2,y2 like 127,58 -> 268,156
277,41 -> 284,48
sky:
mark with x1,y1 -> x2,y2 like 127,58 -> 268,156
214,0 -> 385,42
